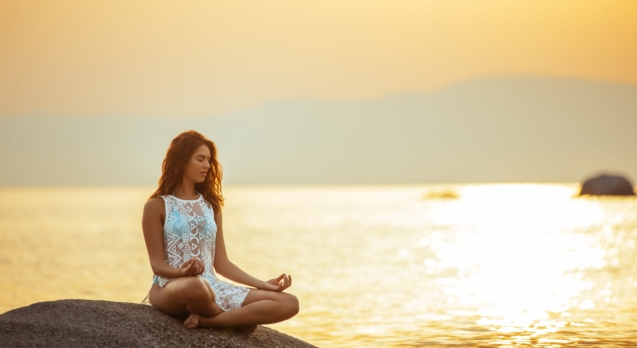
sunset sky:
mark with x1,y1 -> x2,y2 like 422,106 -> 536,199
2,0 -> 636,118
1,1 -> 637,185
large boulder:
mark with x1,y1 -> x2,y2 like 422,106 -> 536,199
579,174 -> 635,196
0,299 -> 315,348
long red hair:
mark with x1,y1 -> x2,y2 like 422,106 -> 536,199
148,130 -> 224,214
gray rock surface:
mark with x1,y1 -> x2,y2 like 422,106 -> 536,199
0,299 -> 316,348
579,174 -> 635,196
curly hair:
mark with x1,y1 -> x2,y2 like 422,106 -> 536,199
148,130 -> 224,214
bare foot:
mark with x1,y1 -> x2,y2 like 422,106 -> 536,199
183,303 -> 224,329
184,313 -> 199,329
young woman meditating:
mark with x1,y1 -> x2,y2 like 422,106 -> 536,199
140,130 -> 299,331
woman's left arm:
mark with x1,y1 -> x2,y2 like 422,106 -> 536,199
213,211 -> 292,291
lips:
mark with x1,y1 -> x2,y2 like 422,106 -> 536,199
200,172 -> 207,176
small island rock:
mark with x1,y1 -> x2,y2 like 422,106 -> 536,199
0,299 -> 315,348
579,173 -> 635,196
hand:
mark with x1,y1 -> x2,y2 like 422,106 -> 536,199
257,273 -> 292,292
177,257 -> 204,277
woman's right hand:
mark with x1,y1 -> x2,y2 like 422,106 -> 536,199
177,257 -> 204,277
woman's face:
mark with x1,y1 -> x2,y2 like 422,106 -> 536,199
185,144 -> 211,183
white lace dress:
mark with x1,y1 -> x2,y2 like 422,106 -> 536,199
141,191 -> 251,311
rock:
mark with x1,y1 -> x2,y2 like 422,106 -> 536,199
0,299 -> 315,348
579,173 -> 635,196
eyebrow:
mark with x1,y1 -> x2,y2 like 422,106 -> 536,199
196,154 -> 211,159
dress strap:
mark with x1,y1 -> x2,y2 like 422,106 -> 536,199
140,285 -> 153,305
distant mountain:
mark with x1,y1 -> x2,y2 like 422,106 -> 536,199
1,75 -> 636,186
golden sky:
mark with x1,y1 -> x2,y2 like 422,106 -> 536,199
1,0 -> 636,118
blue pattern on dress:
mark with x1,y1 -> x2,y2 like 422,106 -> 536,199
143,191 -> 250,311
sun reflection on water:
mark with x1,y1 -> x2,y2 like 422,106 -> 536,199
411,184 -> 635,346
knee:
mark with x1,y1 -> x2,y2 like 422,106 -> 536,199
182,277 -> 215,302
284,293 -> 300,317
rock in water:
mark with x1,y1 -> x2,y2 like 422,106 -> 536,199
0,299 -> 315,348
579,174 -> 635,196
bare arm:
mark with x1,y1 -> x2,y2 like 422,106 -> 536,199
212,210 -> 264,288
142,197 -> 202,279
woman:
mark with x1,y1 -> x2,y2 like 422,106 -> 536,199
140,130 -> 299,331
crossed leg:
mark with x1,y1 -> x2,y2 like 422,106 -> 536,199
148,276 -> 225,319
184,288 -> 300,329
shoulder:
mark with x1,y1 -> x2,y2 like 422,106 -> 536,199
144,196 -> 167,215
201,198 -> 217,215
204,200 -> 221,222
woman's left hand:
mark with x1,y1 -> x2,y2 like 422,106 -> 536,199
257,273 -> 292,292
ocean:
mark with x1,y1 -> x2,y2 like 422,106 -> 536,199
1,184 -> 636,347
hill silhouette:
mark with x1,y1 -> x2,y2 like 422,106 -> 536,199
1,76 -> 635,185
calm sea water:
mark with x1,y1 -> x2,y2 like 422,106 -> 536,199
1,184 -> 636,347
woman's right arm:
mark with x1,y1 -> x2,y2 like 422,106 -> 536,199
142,198 -> 183,279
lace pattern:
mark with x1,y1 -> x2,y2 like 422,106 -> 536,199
141,191 -> 250,311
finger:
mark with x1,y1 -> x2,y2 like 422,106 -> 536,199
289,274 -> 292,287
268,280 -> 281,290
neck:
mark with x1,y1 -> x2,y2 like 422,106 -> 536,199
173,181 -> 197,197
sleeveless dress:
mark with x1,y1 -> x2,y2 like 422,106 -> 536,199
140,191 -> 251,311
